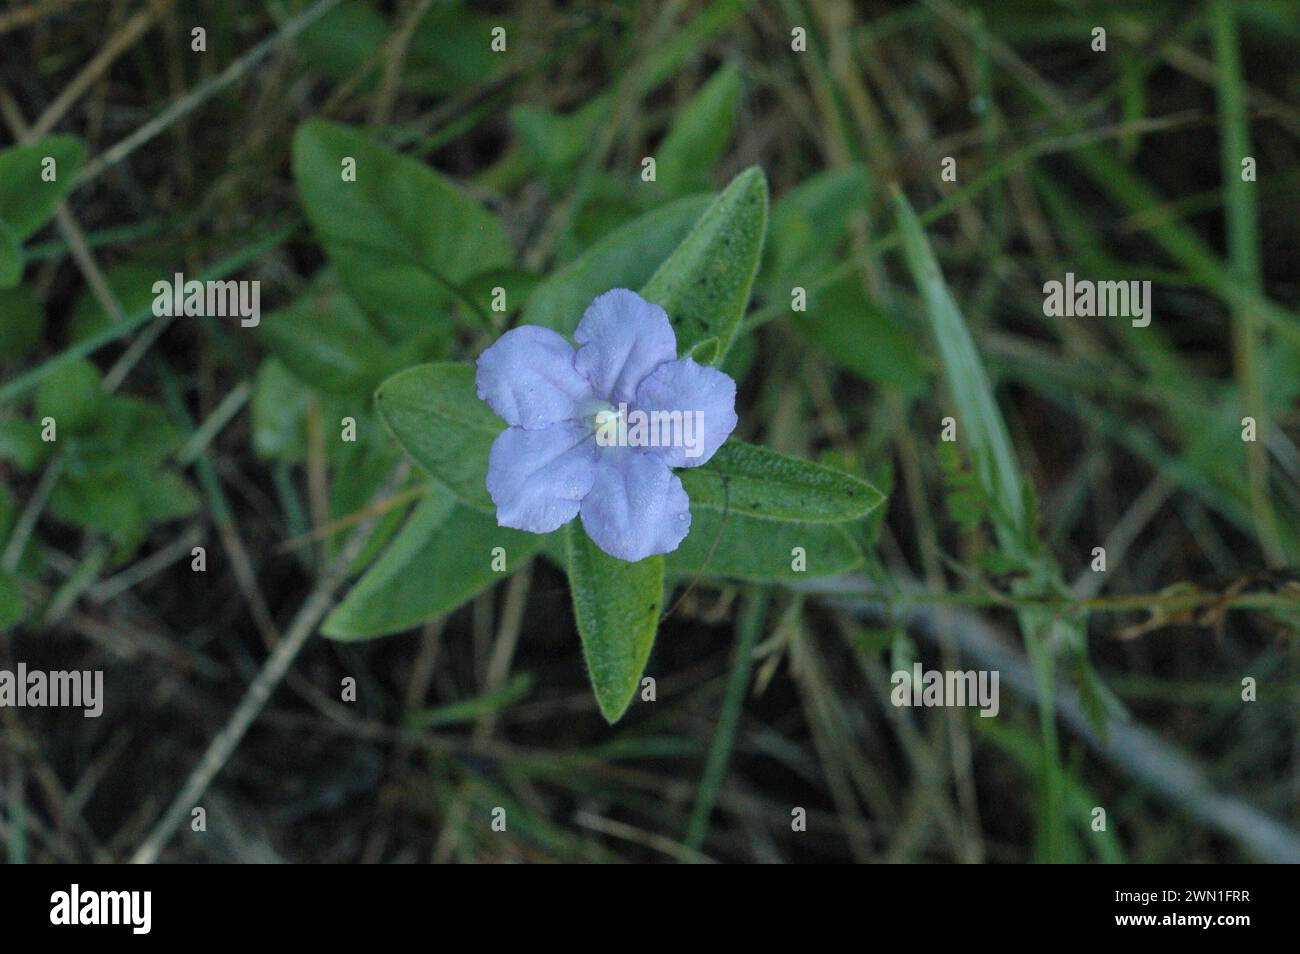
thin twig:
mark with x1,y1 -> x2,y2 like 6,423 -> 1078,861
25,2 -> 166,139
0,458 -> 62,573
369,0 -> 436,127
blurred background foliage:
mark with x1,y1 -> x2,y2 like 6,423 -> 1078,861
0,0 -> 1297,862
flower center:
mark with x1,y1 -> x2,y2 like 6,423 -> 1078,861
583,398 -> 617,430
586,399 -> 627,449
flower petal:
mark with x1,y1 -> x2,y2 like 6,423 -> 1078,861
574,289 -> 677,405
579,449 -> 691,561
634,357 -> 737,467
476,325 -> 593,429
487,422 -> 598,533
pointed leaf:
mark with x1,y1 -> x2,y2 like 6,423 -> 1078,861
893,188 -> 1028,539
324,488 -> 542,640
655,64 -> 743,196
763,164 -> 870,289
679,440 -> 883,522
641,166 -> 768,362
524,195 -> 710,336
667,511 -> 861,581
565,522 -> 663,723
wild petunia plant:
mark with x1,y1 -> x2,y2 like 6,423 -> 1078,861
283,120 -> 884,722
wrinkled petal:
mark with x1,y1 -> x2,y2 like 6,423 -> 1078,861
574,289 -> 677,405
633,357 -> 737,468
476,325 -> 593,429
580,449 -> 690,561
487,422 -> 598,533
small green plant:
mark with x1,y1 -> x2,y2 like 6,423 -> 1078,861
277,121 -> 883,721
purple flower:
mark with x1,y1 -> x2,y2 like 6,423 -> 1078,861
475,289 -> 738,562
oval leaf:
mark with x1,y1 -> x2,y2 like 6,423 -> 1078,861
0,136 -> 85,240
374,363 -> 497,509
292,119 -> 512,322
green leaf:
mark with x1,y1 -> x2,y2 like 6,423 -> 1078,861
292,119 -> 512,322
50,470 -> 146,555
855,625 -> 905,655
641,166 -> 768,362
655,64 -> 742,196
0,285 -> 43,359
0,136 -> 85,240
461,266 -> 540,322
667,510 -> 861,581
524,195 -> 711,336
567,173 -> 643,248
68,262 -> 163,343
374,363 -> 498,510
763,164 -> 870,289
792,273 -> 927,394
297,2 -> 504,97
0,483 -> 13,544
0,418 -> 44,470
324,488 -> 542,640
564,522 -> 663,723
679,440 -> 883,522
322,404 -> 404,566
294,0 -> 389,88
261,273 -> 416,394
511,99 -> 611,192
89,395 -> 182,470
0,220 -> 21,289
35,358 -> 102,432
892,188 -> 1028,542
405,7 -> 508,94
250,359 -> 310,461
0,571 -> 25,628
138,468 -> 200,523
893,190 -> 1077,857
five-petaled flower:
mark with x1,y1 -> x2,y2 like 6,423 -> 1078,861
475,288 -> 738,562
